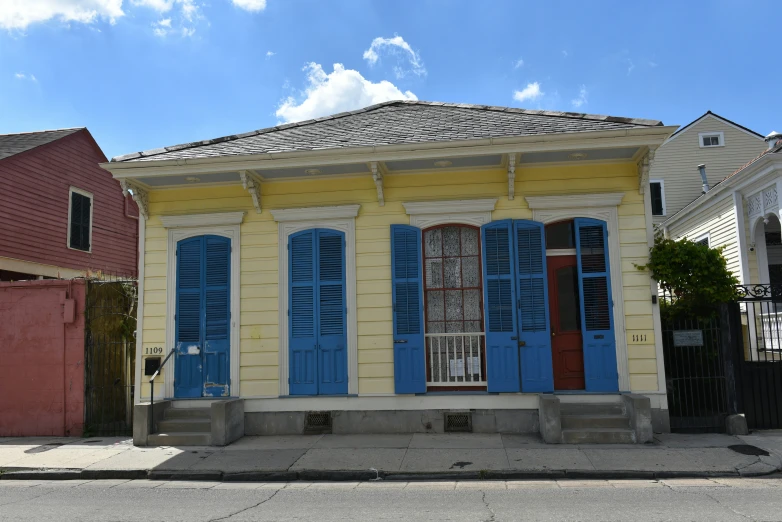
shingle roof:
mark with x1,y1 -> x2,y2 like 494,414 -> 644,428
0,128 -> 83,161
113,100 -> 664,163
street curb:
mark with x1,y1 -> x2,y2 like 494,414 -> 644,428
1,467 -> 779,482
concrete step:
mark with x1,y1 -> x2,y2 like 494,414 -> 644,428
164,407 -> 211,420
157,418 -> 211,433
561,428 -> 636,444
147,432 -> 212,446
561,414 -> 630,430
559,402 -> 625,416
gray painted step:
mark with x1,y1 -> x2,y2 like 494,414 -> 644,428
147,432 -> 212,446
561,414 -> 630,430
157,418 -> 211,433
559,403 -> 625,416
164,408 -> 211,420
561,428 -> 636,444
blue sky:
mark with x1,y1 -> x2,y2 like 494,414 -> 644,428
1,0 -> 778,159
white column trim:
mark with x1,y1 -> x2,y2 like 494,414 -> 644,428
165,222 -> 242,399
533,199 -> 630,392
642,182 -> 667,395
733,191 -> 750,285
275,213 -> 359,396
160,212 -> 246,228
271,205 -> 360,222
134,215 -> 146,404
403,198 -> 497,228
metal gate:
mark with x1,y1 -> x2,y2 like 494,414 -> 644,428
84,278 -> 137,436
660,299 -> 731,432
733,285 -> 782,430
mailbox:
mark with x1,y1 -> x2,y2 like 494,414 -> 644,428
144,357 -> 161,376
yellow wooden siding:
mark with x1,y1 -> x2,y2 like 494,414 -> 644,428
667,198 -> 741,277
650,116 -> 766,226
138,162 -> 661,400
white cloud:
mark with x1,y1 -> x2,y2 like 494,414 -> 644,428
231,0 -> 266,11
0,0 -> 124,30
649,61 -> 658,68
14,72 -> 37,82
571,85 -> 587,108
627,59 -> 635,75
363,35 -> 426,78
513,82 -> 543,103
275,62 -> 417,123
131,0 -> 174,11
142,0 -> 199,37
180,25 -> 194,37
562,50 -> 568,58
513,58 -> 524,69
266,50 -> 275,57
152,17 -> 170,36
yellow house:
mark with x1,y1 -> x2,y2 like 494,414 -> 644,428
103,101 -> 677,445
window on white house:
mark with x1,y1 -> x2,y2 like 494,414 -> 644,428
69,188 -> 92,251
695,235 -> 710,247
699,132 -> 724,148
650,181 -> 665,216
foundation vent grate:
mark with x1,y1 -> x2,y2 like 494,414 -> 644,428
444,412 -> 472,432
304,411 -> 332,434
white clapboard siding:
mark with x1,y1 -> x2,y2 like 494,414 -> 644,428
650,114 -> 766,226
667,197 -> 741,278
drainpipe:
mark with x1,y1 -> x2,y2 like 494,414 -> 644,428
698,164 -> 709,194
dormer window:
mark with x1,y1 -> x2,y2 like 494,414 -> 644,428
699,132 -> 724,148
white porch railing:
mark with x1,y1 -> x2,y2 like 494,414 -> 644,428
425,333 -> 486,386
759,310 -> 782,351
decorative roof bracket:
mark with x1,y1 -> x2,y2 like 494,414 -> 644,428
638,146 -> 657,195
239,170 -> 263,213
508,154 -> 517,200
119,180 -> 149,219
370,161 -> 385,207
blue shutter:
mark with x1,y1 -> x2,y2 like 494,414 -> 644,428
203,235 -> 231,397
317,230 -> 348,395
575,218 -> 619,392
175,236 -> 204,398
391,225 -> 426,394
481,220 -> 520,392
514,220 -> 554,392
289,230 -> 318,395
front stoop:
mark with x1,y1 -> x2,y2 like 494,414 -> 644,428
133,399 -> 244,447
539,394 -> 654,444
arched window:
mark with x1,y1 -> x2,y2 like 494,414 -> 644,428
422,225 -> 485,387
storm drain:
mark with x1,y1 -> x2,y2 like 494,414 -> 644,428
304,411 -> 332,434
444,412 -> 472,433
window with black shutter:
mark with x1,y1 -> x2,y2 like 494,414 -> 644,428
650,181 -> 664,216
69,189 -> 92,251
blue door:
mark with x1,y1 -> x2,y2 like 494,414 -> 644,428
391,225 -> 426,394
174,235 -> 231,398
514,220 -> 554,392
289,229 -> 348,395
481,220 -> 521,392
574,218 -> 619,392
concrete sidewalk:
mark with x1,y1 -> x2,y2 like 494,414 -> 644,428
2,432 -> 782,482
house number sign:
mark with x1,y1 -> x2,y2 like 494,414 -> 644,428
673,330 -> 704,347
144,346 -> 164,355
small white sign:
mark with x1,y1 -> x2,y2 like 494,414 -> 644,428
449,357 -> 481,377
673,330 -> 704,347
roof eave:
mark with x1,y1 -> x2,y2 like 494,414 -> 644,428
101,125 -> 678,179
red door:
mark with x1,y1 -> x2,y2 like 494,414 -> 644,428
547,255 -> 585,390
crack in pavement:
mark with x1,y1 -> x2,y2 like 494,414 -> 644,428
208,484 -> 287,521
480,491 -> 496,522
699,490 -> 759,522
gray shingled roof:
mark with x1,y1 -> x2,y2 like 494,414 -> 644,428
113,100 -> 664,163
0,128 -> 83,161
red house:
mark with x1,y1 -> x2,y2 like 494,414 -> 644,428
0,128 -> 139,280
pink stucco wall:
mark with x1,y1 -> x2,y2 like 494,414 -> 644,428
0,280 -> 85,436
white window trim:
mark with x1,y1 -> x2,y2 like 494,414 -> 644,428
403,198 -> 497,228
693,232 -> 711,247
274,205 -> 359,396
699,131 -> 725,148
649,179 -> 667,217
67,186 -> 94,253
162,212 -> 244,399
526,192 -> 630,392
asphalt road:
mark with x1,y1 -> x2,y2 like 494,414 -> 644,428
1,478 -> 782,521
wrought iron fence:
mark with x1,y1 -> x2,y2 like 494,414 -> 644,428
659,289 -> 730,432
83,275 -> 137,436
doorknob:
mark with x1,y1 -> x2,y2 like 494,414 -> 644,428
551,332 -> 556,337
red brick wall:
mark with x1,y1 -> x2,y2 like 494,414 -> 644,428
0,280 -> 85,436
0,130 -> 138,277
